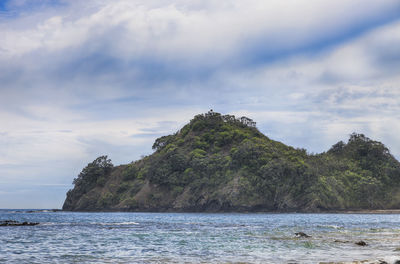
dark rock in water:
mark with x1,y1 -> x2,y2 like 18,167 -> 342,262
295,232 -> 311,238
333,239 -> 350,243
0,220 -> 39,226
394,260 -> 400,264
355,240 -> 367,246
0,220 -> 19,225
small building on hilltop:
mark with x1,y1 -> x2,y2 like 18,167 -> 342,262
239,116 -> 256,127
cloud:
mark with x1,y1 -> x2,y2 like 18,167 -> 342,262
1,0 -> 399,78
1,1 -> 399,115
217,19 -> 400,155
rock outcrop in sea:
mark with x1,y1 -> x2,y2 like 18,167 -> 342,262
0,220 -> 39,226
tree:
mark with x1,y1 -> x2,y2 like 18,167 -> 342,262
329,141 -> 345,154
152,135 -> 174,151
72,155 -> 113,190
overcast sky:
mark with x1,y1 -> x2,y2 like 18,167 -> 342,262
1,0 -> 400,208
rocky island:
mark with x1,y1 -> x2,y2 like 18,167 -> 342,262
63,111 -> 400,212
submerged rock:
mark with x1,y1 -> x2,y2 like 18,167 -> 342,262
295,232 -> 311,238
355,240 -> 367,246
0,220 -> 39,226
333,239 -> 350,243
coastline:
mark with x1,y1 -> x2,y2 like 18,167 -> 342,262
321,209 -> 400,214
59,208 -> 400,214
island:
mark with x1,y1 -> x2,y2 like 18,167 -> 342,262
63,111 -> 400,212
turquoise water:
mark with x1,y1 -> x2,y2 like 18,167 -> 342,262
1,210 -> 400,263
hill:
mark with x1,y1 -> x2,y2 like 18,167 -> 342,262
62,111 -> 400,212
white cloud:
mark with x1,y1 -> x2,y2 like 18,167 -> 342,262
1,0 -> 399,61
212,19 -> 400,156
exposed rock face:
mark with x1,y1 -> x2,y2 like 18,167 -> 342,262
63,111 -> 400,212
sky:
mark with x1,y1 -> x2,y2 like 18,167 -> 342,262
0,0 -> 400,208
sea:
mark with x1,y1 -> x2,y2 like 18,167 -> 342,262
1,210 -> 400,263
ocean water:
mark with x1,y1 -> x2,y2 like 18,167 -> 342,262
1,210 -> 400,263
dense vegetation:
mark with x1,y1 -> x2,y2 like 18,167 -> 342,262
63,111 -> 400,212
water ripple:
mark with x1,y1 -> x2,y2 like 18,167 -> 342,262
1,211 -> 400,263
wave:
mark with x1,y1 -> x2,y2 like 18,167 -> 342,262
97,222 -> 140,226
38,221 -> 140,227
317,224 -> 344,230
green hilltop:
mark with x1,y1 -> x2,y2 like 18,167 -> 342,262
63,111 -> 400,212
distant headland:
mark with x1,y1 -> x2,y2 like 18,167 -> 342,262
63,111 -> 400,212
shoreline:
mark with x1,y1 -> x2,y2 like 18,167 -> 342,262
57,208 -> 400,214
4,208 -> 400,214
323,209 -> 400,214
